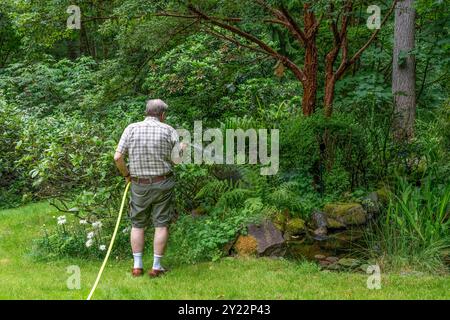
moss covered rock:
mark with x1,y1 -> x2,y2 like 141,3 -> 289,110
272,210 -> 288,232
376,186 -> 390,205
337,258 -> 361,268
324,203 -> 367,227
285,218 -> 306,235
361,191 -> 381,219
326,217 -> 346,229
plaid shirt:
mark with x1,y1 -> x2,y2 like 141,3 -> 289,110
116,117 -> 179,177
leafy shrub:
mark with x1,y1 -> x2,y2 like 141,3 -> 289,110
143,33 -> 301,126
364,177 -> 450,272
280,112 -> 369,195
167,207 -> 260,264
0,94 -> 25,207
0,57 -> 98,116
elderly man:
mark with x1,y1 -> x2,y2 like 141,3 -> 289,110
114,99 -> 183,278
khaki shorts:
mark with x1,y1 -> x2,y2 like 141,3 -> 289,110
128,177 -> 175,228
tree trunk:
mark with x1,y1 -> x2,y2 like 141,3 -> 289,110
302,42 -> 318,116
324,45 -> 339,117
392,0 -> 416,141
67,38 -> 80,60
324,76 -> 336,118
301,4 -> 318,116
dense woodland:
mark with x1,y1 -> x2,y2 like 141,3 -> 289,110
0,0 -> 449,272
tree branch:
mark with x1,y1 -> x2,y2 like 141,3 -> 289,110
187,4 -> 306,82
202,27 -> 268,55
279,5 -> 307,44
155,11 -> 287,26
336,0 -> 398,78
84,12 -> 286,26
334,1 -> 353,78
306,13 -> 324,40
253,0 -> 307,45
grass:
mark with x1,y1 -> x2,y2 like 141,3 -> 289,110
0,202 -> 449,300
364,179 -> 450,272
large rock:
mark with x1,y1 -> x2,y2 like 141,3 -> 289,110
287,241 -> 334,260
326,217 -> 346,229
285,218 -> 305,235
376,186 -> 390,205
318,229 -> 364,250
311,210 -> 328,229
361,192 -> 381,219
311,210 -> 328,240
324,203 -> 367,227
337,258 -> 361,268
272,210 -> 288,232
245,220 -> 286,256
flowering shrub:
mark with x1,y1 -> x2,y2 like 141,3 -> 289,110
34,213 -> 135,259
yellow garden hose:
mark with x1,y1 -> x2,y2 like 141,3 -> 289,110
86,181 -> 131,300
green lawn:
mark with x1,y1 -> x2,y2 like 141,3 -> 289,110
0,202 -> 449,300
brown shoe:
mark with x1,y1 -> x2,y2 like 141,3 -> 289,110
131,268 -> 144,277
148,268 -> 167,278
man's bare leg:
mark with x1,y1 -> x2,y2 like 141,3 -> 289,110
131,227 -> 145,252
131,227 -> 145,271
153,226 -> 169,270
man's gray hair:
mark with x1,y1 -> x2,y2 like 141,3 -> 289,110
146,99 -> 168,117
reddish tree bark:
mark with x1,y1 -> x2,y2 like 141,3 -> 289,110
323,1 -> 397,117
301,4 -> 318,116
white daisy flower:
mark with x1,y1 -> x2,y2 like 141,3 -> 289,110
85,239 -> 93,248
92,221 -> 103,229
99,245 -> 106,251
122,226 -> 131,234
87,231 -> 95,239
79,219 -> 88,225
57,215 -> 67,225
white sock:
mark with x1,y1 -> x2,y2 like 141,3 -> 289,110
133,252 -> 143,269
153,254 -> 164,270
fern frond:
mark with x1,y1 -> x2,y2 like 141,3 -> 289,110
216,188 -> 255,209
267,182 -> 303,212
195,179 -> 237,202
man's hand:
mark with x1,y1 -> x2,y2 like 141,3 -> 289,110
114,151 -> 131,183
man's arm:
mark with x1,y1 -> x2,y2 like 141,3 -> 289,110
114,151 -> 131,183
115,126 -> 131,183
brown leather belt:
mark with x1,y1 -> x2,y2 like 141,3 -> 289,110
131,174 -> 170,184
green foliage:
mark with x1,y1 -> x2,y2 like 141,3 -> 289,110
10,112 -> 122,199
143,33 -> 300,126
365,177 -> 450,272
33,212 -> 135,260
1,0 -> 449,273
195,178 -> 240,206
0,7 -> 21,67
0,94 -> 24,207
167,209 -> 253,264
0,57 -> 98,116
280,112 -> 369,194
